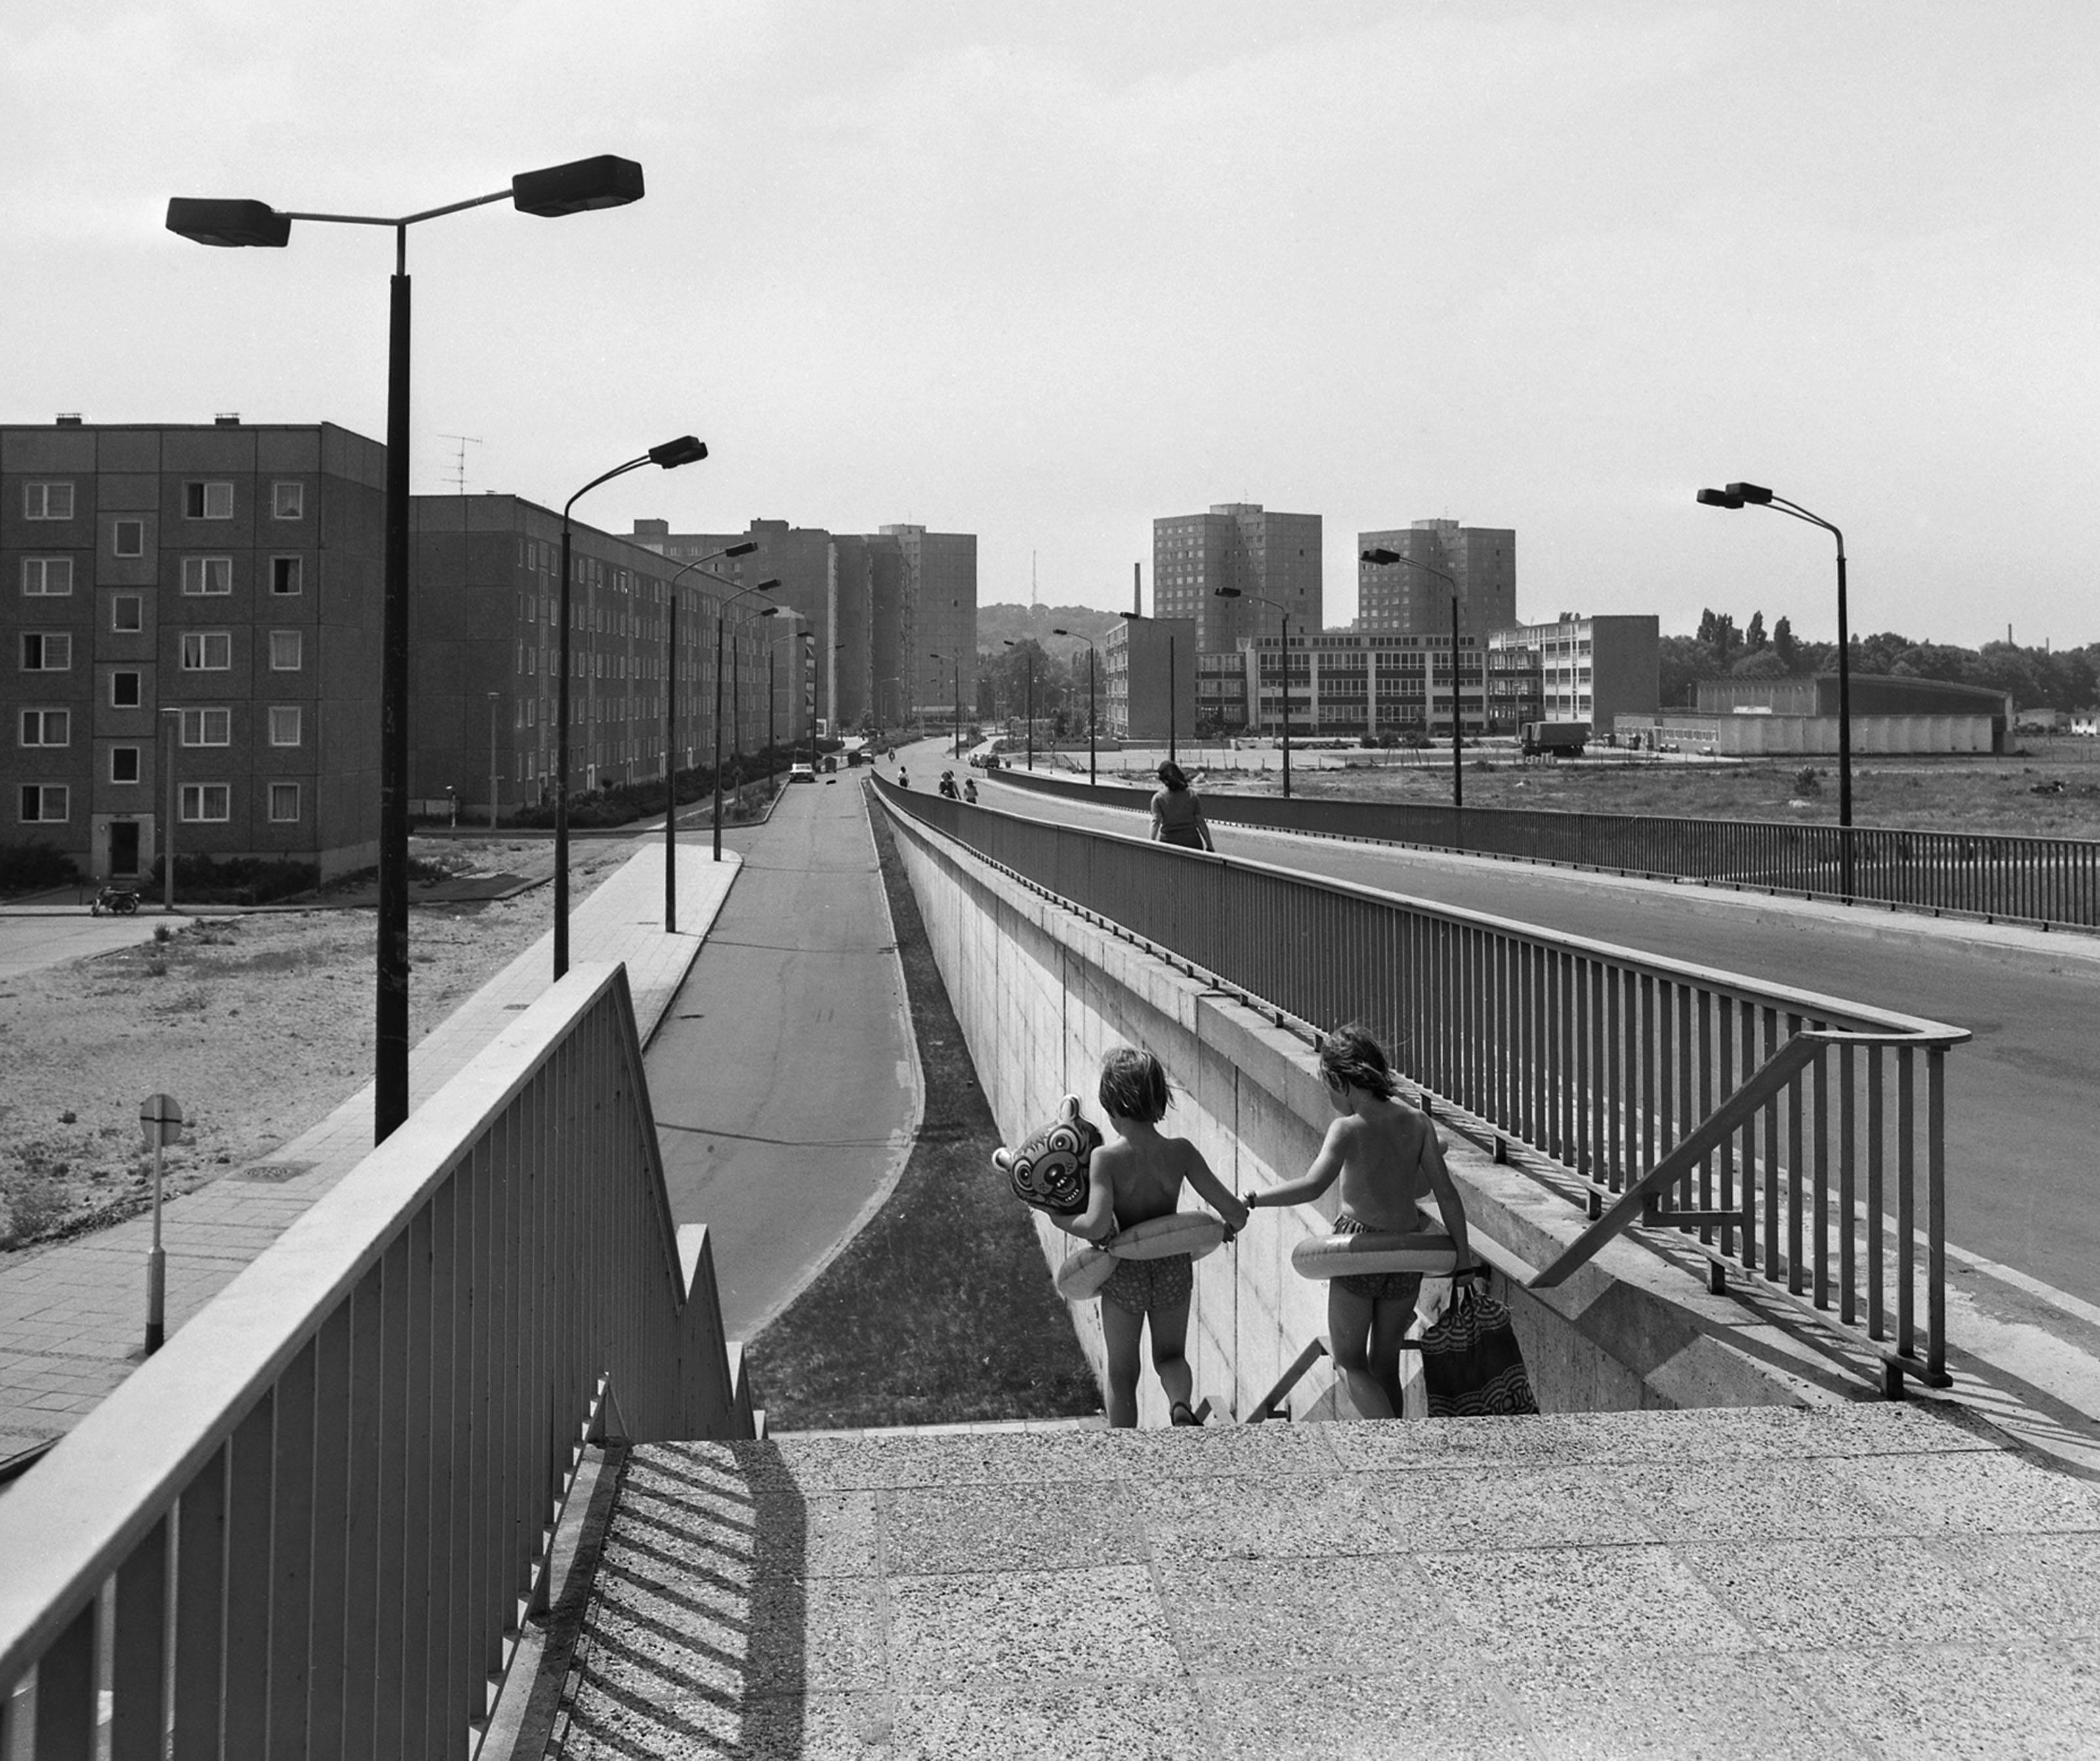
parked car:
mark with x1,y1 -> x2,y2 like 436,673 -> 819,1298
789,762 -> 816,784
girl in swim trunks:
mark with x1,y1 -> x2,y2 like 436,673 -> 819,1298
1242,1025 -> 1476,1420
1064,1047 -> 1249,1428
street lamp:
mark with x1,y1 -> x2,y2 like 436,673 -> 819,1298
1214,587 -> 1292,797
929,652 -> 962,760
168,154 -> 650,1142
158,707 -> 182,913
1003,640 -> 1036,769
486,691 -> 501,832
553,436 -> 709,978
665,543 -> 759,926
715,582 -> 781,860
1698,482 -> 1854,898
1053,629 -> 1099,785
1360,548 -> 1465,808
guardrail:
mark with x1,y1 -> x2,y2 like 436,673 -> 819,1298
879,779 -> 1967,1395
0,962 -> 753,1761
988,765 -> 2100,930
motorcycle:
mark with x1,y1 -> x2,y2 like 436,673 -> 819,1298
91,884 -> 141,917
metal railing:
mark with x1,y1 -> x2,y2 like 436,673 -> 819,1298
991,766 -> 2100,929
0,962 -> 753,1761
879,779 -> 1967,1393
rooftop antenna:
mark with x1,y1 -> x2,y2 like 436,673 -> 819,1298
439,434 -> 482,495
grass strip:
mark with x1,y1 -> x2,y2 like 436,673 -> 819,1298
746,800 -> 1099,1430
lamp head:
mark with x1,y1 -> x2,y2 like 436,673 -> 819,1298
1725,482 -> 1774,505
1213,586 -> 1243,599
1696,488 -> 1745,510
511,155 -> 645,217
1360,549 -> 1400,566
759,606 -> 780,618
756,579 -> 780,591
724,541 -> 758,558
647,436 -> 707,468
165,198 -> 291,248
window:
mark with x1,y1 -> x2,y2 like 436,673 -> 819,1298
271,482 -> 303,520
181,632 -> 232,671
20,785 -> 68,823
181,556 -> 232,596
22,559 -> 72,596
114,519 -> 145,557
112,594 -> 142,633
20,633 -> 70,671
268,783 -> 300,822
180,709 -> 230,747
184,482 -> 233,519
270,556 -> 301,595
24,482 -> 74,520
20,709 -> 70,747
110,671 -> 141,709
268,630 -> 301,671
268,706 -> 301,746
180,783 -> 230,821
112,747 -> 140,784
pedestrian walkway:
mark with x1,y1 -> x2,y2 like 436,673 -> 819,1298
0,842 -> 741,1464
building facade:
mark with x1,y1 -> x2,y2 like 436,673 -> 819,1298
1152,504 -> 1322,653
1485,613 -> 1659,732
1356,519 -> 1515,636
1103,616 -> 1196,743
1196,631 -> 1503,739
3,418 -> 385,880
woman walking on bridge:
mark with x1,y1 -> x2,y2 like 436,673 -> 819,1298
1149,760 -> 1214,852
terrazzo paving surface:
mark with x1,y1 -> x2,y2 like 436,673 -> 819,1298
554,1403 -> 2100,1759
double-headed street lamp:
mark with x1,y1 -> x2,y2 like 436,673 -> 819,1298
1213,586 -> 1292,797
664,544 -> 759,928
168,154 -> 650,1141
1698,481 -> 1854,899
1053,629 -> 1099,785
1001,640 -> 1036,769
1360,548 -> 1465,808
554,438 -> 709,976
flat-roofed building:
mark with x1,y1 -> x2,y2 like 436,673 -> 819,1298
1356,519 -> 1515,636
1153,504 -> 1321,653
1104,616 -> 1196,743
1486,613 -> 1658,732
1202,631 -> 1494,740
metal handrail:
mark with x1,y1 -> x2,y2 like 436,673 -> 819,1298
0,963 -> 753,1760
1243,1337 -> 1330,1424
877,779 -> 1966,1394
991,765 -> 2100,930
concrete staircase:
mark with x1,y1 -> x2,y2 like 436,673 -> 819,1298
538,1404 -> 2100,1759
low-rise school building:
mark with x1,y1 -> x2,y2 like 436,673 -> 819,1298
1193,630 -> 1534,740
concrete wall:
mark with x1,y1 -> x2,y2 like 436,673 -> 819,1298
885,798 -> 1864,1428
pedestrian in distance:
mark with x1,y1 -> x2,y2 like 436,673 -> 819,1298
1059,1047 -> 1250,1428
963,777 -> 978,804
939,770 -> 959,799
1242,1025 -> 1478,1419
1149,760 -> 1214,851
898,769 -> 910,789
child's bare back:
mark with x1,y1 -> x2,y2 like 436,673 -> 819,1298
1089,1132 -> 1202,1232
1330,1100 -> 1438,1232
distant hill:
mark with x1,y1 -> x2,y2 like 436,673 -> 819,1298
976,603 -> 1122,662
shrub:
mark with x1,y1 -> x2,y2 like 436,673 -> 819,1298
1793,765 -> 1823,796
147,853 -> 320,905
0,840 -> 79,898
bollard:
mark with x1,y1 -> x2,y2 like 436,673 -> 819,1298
138,1093 -> 183,1355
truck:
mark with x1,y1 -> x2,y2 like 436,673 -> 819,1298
1520,719 -> 1591,758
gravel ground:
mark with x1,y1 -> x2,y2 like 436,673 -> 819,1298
0,835 -> 636,1247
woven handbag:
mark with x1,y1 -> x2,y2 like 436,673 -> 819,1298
1417,1283 -> 1540,1417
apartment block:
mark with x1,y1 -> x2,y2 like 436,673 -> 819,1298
1103,616 -> 1196,743
2,417 -> 385,880
1356,519 -> 1515,636
1152,504 -> 1322,653
893,526 -> 978,726
1485,613 -> 1658,731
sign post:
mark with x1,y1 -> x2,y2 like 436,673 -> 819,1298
138,1092 -> 183,1355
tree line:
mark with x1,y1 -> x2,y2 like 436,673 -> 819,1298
1662,611 -> 2100,713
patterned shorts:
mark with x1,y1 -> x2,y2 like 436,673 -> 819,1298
1099,1251 -> 1194,1317
1332,1212 -> 1427,1306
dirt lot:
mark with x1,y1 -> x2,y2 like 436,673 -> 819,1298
0,835 -> 639,1249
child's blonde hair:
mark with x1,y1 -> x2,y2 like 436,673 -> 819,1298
1318,1023 -> 1400,1098
1098,1046 -> 1171,1122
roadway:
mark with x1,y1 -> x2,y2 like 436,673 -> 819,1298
644,774 -> 920,1338
969,762 -> 2100,1307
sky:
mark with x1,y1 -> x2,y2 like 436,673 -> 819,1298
7,2 -> 2097,648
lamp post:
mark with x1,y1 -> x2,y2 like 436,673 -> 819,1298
1360,548 -> 1465,808
664,544 -> 758,920
486,691 -> 501,832
1698,482 -> 1854,899
158,707 -> 181,913
169,154 -> 649,1142
553,436 -> 709,978
1214,587 -> 1291,797
1052,630 -> 1098,785
929,652 -> 962,760
714,583 -> 781,860
1003,641 -> 1036,769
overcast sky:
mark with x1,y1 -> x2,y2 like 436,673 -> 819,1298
8,3 -> 2095,646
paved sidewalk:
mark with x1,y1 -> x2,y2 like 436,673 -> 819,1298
0,842 -> 742,1462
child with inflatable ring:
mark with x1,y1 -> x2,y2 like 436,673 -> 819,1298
1063,1047 -> 1250,1429
1242,1024 -> 1480,1419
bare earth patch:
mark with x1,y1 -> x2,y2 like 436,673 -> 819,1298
0,835 -> 637,1247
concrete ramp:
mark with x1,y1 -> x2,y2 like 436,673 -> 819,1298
549,1407 -> 2100,1757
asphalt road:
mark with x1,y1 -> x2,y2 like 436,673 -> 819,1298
0,912 -> 169,981
974,769 -> 2100,1306
644,776 -> 919,1338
